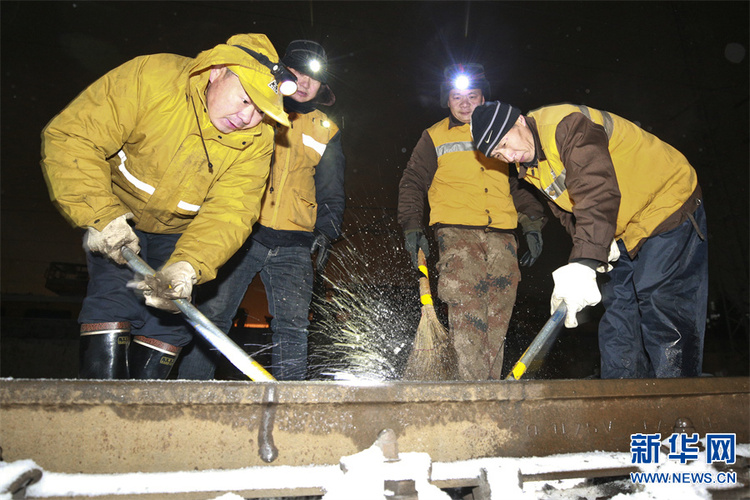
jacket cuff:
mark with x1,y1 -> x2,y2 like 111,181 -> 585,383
569,240 -> 608,265
166,256 -> 208,285
518,213 -> 545,233
401,221 -> 422,232
569,258 -> 601,271
87,208 -> 132,231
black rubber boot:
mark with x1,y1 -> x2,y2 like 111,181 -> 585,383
128,336 -> 181,379
79,322 -> 131,379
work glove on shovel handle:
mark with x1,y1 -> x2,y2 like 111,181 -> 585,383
404,229 -> 429,272
550,262 -> 601,328
83,213 -> 140,265
130,261 -> 197,313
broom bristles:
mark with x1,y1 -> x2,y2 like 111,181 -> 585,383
403,304 -> 457,381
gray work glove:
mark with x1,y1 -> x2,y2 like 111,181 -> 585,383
132,261 -> 197,313
403,228 -> 429,271
310,230 -> 332,272
83,213 -> 140,265
518,213 -> 544,267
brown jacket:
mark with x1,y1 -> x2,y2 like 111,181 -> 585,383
519,105 -> 701,262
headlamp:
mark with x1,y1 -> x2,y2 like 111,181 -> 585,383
234,45 -> 298,96
273,64 -> 298,96
453,74 -> 471,90
308,58 -> 322,73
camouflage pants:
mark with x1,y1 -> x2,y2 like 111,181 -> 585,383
435,227 -> 520,380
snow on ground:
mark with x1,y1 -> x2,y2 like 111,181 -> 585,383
1,442 -> 746,499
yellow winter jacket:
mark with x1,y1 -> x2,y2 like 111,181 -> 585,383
40,34 -> 281,283
426,118 -> 517,229
525,104 -> 698,258
258,109 -> 339,232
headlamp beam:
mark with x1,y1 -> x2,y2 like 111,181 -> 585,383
453,74 -> 471,90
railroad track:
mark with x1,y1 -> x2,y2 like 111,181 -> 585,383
1,377 -> 748,498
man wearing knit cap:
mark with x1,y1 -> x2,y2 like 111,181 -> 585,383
398,64 -> 545,381
41,33 -> 291,379
178,40 -> 345,381
471,101 -> 708,379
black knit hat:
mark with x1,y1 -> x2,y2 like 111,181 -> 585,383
282,40 -> 335,106
283,40 -> 328,83
471,101 -> 522,158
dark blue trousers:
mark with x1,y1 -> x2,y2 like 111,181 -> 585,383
178,238 -> 313,381
79,230 -> 193,347
599,204 -> 708,378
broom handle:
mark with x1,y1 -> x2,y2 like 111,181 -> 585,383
417,248 -> 433,305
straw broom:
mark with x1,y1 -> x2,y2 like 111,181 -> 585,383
403,249 -> 458,380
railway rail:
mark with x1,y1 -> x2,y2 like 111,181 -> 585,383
1,376 -> 748,498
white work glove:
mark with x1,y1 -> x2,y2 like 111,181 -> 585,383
596,239 -> 621,273
132,261 -> 197,313
551,263 -> 602,328
83,213 -> 140,265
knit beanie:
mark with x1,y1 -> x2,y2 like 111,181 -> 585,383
471,101 -> 522,158
283,40 -> 328,83
282,40 -> 336,106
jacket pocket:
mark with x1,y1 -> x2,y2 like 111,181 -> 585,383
287,189 -> 317,231
154,191 -> 205,226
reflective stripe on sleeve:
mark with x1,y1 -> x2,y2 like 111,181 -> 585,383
302,134 -> 327,156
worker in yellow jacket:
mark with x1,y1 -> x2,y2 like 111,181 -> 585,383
471,101 -> 707,378
398,64 -> 546,380
40,33 -> 294,379
177,40 -> 346,381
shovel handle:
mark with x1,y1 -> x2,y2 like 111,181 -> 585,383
121,247 -> 275,382
506,303 -> 567,381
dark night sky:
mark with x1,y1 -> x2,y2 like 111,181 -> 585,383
1,2 -> 748,328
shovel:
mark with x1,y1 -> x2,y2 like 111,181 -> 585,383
121,246 -> 276,382
505,303 -> 567,380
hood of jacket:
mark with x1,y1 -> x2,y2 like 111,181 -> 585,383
187,33 -> 290,127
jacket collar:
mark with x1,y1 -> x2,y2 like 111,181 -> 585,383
447,113 -> 469,129
517,115 -> 545,178
283,95 -> 316,114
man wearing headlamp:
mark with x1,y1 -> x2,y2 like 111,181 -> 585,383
398,64 -> 545,380
41,34 -> 290,379
179,40 -> 345,381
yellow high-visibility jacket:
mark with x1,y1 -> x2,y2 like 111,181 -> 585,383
398,115 -> 545,233
258,109 -> 340,233
522,104 -> 700,261
426,118 -> 518,229
41,34 -> 279,283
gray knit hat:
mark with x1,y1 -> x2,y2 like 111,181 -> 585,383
471,101 -> 522,157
